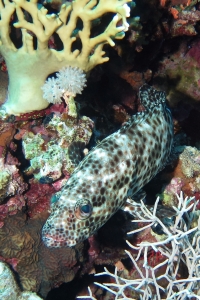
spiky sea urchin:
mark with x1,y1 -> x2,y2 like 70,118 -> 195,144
41,67 -> 87,105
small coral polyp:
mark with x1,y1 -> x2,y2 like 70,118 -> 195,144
41,66 -> 87,104
0,0 -> 131,116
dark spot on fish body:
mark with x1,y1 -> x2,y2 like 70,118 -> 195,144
119,194 -> 124,201
95,216 -> 100,222
116,179 -> 121,186
124,177 -> 129,184
139,147 -> 143,156
85,220 -> 89,227
137,131 -> 143,138
117,150 -> 123,156
101,196 -> 106,203
77,223 -> 81,229
110,160 -> 115,167
126,160 -> 131,168
111,201 -> 115,207
103,142 -> 109,149
98,181 -> 102,188
114,156 -> 119,163
143,136 -> 147,143
100,187 -> 105,195
113,184 -> 117,191
118,182 -> 124,189
110,168 -> 115,174
94,169 -> 99,175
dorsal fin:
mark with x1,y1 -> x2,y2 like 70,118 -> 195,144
139,84 -> 166,110
120,111 -> 145,132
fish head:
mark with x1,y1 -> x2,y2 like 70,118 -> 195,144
42,192 -> 111,247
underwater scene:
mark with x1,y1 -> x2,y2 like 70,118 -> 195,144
1,0 -> 200,299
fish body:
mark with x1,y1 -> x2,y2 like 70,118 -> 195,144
42,85 -> 174,247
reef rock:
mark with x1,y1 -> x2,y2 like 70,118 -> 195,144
0,261 -> 43,300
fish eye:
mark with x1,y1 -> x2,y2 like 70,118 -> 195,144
74,200 -> 92,220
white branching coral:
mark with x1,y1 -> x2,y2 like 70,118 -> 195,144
42,66 -> 87,104
78,192 -> 200,300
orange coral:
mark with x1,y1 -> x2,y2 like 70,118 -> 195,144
119,69 -> 152,91
160,0 -> 167,7
170,7 -> 179,19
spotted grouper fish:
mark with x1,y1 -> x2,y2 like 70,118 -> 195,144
42,84 -> 174,247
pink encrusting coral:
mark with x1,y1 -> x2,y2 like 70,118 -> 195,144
154,38 -> 200,107
19,110 -> 94,183
0,151 -> 28,227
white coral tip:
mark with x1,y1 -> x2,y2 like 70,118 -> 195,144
123,3 -> 130,17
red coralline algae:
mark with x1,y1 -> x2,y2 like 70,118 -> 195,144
0,122 -> 15,150
0,149 -> 28,226
25,179 -> 56,218
154,38 -> 200,107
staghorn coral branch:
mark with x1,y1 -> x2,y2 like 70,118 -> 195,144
21,29 -> 35,53
0,0 -> 16,50
57,3 -> 80,59
71,0 -> 131,23
13,0 -> 62,50
57,0 -> 131,72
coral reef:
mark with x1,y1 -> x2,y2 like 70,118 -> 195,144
0,155 -> 27,201
78,193 -> 200,299
154,38 -> 200,107
0,210 -> 80,297
0,261 -> 43,300
2,0 -> 200,298
0,0 -> 131,115
20,111 -> 94,182
0,150 -> 28,227
180,146 -> 200,178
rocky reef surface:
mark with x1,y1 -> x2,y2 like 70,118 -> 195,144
1,0 -> 200,299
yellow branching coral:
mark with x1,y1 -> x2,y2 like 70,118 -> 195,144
0,0 -> 131,115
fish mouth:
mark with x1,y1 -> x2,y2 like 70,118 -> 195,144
42,233 -> 76,248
